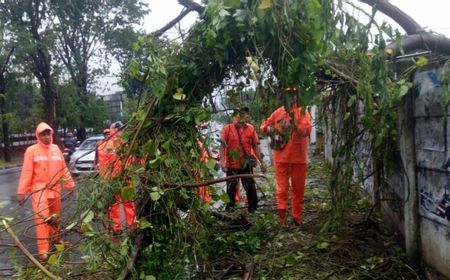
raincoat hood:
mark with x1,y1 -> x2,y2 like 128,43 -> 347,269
35,122 -> 53,148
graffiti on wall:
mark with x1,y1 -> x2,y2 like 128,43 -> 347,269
415,67 -> 450,227
420,189 -> 450,224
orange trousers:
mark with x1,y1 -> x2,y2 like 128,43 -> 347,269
198,186 -> 211,203
274,162 -> 307,223
108,194 -> 137,231
32,196 -> 61,257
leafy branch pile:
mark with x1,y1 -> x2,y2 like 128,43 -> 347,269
8,0 -> 429,278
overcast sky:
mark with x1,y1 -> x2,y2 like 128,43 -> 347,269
142,0 -> 450,37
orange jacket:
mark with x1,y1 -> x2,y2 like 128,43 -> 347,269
260,105 -> 312,164
221,121 -> 259,169
98,135 -> 124,178
17,122 -> 74,198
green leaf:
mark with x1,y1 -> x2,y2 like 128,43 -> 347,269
220,193 -> 230,203
173,88 -> 186,100
162,140 -> 171,151
0,216 -> 13,223
55,243 -> 64,252
245,56 -> 253,65
206,158 -> 217,170
316,242 -> 329,250
144,139 -> 155,155
374,133 -> 383,147
441,84 -> 450,106
415,57 -> 428,67
138,218 -> 153,229
121,187 -> 135,201
150,191 -> 161,201
285,252 -> 297,265
258,0 -> 272,9
343,112 -> 351,120
250,61 -> 260,72
149,157 -> 161,168
131,175 -> 140,188
399,84 -> 410,97
346,95 -> 356,107
82,210 -> 94,224
223,0 -> 240,8
47,254 -> 58,265
145,276 -> 156,280
65,222 -> 77,230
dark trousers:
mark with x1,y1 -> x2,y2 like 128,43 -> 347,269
226,167 -> 258,212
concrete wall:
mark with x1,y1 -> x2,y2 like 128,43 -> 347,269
324,60 -> 450,278
379,62 -> 450,278
413,64 -> 450,278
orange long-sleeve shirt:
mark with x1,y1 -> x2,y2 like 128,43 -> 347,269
260,105 -> 312,164
17,122 -> 74,198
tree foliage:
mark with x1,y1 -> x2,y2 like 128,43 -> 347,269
111,0 -> 418,276
50,0 -> 148,138
4,0 -> 429,278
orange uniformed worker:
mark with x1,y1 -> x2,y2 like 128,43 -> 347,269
94,128 -> 110,167
260,89 -> 312,227
220,107 -> 266,213
97,121 -> 137,233
17,122 -> 75,260
196,138 -> 211,203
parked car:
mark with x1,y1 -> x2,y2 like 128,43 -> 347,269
69,135 -> 104,175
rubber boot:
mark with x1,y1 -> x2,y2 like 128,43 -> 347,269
278,209 -> 288,228
293,217 -> 302,227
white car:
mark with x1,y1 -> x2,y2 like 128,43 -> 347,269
69,135 -> 104,175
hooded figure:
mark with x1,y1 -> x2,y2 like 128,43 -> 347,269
17,122 -> 75,260
98,121 -> 137,234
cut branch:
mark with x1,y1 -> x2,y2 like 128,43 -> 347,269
117,232 -> 144,280
358,0 -> 421,35
151,8 -> 192,37
151,0 -> 204,37
178,0 -> 205,14
2,220 -> 60,280
325,61 -> 358,86
166,174 -> 268,188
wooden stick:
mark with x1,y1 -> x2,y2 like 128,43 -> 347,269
243,262 -> 255,280
2,220 -> 60,280
117,232 -> 144,280
166,174 -> 268,188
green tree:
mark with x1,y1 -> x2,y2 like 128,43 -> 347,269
0,24 -> 15,161
0,0 -> 61,143
50,0 -> 148,139
7,73 -> 43,133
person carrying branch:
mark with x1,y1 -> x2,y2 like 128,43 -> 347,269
260,88 -> 312,227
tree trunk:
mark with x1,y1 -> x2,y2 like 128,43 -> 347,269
77,127 -> 86,142
359,0 -> 421,35
0,75 -> 11,162
38,76 -> 60,147
0,48 -> 14,162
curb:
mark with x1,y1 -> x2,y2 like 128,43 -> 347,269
0,165 -> 22,175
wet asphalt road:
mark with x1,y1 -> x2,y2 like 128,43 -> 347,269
0,167 -> 36,278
